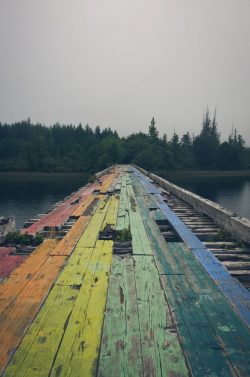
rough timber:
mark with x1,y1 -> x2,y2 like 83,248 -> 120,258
0,165 -> 250,377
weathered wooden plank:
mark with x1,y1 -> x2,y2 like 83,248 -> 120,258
0,247 -> 25,279
101,196 -> 119,230
72,194 -> 97,217
0,239 -> 58,314
51,216 -> 90,256
99,173 -> 116,193
50,241 -> 113,377
2,187 -> 119,377
2,284 -> 78,377
0,254 -> 66,375
160,274 -> 238,377
76,198 -> 110,248
126,183 -> 152,255
168,243 -> 250,377
21,183 -> 99,235
97,256 -> 143,377
130,174 -> 250,376
132,170 -> 250,328
133,255 -> 189,377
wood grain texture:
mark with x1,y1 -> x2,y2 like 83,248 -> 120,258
72,194 -> 97,217
133,255 -> 188,377
50,216 -> 90,256
50,241 -> 113,377
0,239 -> 58,314
97,256 -> 143,377
0,253 -> 66,374
131,172 -> 250,377
0,247 -> 25,279
2,186 -> 119,377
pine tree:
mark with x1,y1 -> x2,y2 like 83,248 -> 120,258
148,117 -> 159,142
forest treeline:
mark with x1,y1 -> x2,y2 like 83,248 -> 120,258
0,110 -> 249,174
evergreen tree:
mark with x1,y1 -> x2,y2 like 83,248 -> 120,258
148,117 -> 159,142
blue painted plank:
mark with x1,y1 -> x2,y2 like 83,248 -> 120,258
131,168 -> 250,329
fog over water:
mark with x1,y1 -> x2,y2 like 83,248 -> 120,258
0,1 -> 250,143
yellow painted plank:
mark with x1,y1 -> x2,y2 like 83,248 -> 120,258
50,241 -> 113,377
3,189 -> 119,377
101,196 -> 119,230
2,284 -> 78,377
3,241 -> 113,377
75,198 -> 110,248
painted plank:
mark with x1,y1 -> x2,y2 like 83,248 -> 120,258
0,254 -> 66,374
2,187 -> 119,377
134,255 -> 189,377
2,284 -> 78,377
72,194 -> 97,217
131,174 -> 250,376
50,241 -> 113,377
21,183 -> 100,235
0,239 -> 58,314
51,216 -> 90,256
97,256 -> 143,377
76,198 -> 110,248
0,247 -> 25,279
126,183 -> 152,255
132,169 -> 250,328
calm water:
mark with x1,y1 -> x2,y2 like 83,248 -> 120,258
0,174 -> 88,229
0,173 -> 250,230
166,174 -> 250,220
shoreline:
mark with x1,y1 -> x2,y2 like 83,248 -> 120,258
155,170 -> 250,178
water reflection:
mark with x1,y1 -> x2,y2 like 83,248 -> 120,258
0,174 -> 87,229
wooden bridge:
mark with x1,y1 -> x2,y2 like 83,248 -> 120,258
0,165 -> 250,377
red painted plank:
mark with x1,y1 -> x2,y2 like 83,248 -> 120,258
0,247 -> 25,279
21,172 -> 117,235
21,184 -> 99,235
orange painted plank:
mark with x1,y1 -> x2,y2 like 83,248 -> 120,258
100,173 -> 116,193
0,239 -> 58,314
51,216 -> 90,256
72,194 -> 97,217
0,254 -> 66,374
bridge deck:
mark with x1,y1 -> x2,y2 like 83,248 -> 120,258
0,166 -> 250,377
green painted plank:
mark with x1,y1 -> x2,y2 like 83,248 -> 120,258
130,175 -> 245,377
97,256 -> 143,377
133,255 -> 189,377
126,180 -> 152,255
153,209 -> 166,222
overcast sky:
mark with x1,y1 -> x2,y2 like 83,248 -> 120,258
0,0 -> 249,143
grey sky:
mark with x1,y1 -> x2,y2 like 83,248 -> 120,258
0,0 -> 250,143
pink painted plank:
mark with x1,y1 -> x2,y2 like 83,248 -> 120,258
0,247 -> 26,278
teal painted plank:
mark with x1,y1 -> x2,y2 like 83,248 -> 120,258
126,183 -> 152,255
98,256 -> 143,377
134,255 -> 189,377
130,174 -> 250,377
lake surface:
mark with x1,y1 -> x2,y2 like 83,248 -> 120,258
0,172 -> 250,230
165,173 -> 250,220
0,174 -> 88,229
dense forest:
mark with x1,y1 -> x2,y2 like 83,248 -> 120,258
0,110 -> 249,175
